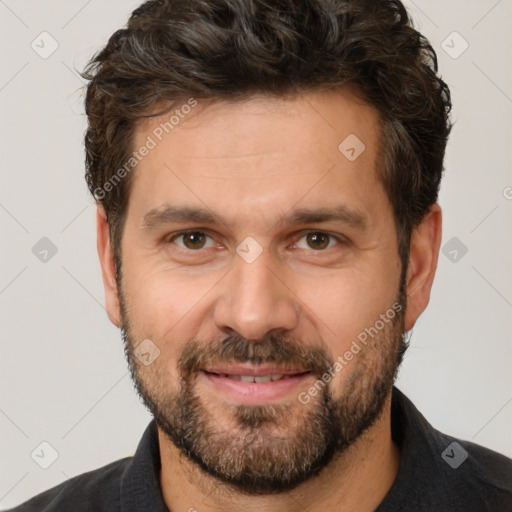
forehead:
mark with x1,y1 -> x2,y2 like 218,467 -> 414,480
127,89 -> 388,232
137,89 -> 379,160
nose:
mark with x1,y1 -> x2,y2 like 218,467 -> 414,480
213,249 -> 299,341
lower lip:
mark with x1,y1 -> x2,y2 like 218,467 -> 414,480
201,370 -> 313,405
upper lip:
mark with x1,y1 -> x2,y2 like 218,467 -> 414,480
203,365 -> 309,376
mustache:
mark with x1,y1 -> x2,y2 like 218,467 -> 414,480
178,332 -> 334,380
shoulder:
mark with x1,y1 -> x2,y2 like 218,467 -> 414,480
435,432 -> 512,509
4,457 -> 132,512
382,387 -> 512,511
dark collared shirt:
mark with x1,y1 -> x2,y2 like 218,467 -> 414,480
6,387 -> 512,511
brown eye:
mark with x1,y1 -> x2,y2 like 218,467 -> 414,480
183,232 -> 206,249
306,232 -> 330,250
171,231 -> 215,251
294,231 -> 343,252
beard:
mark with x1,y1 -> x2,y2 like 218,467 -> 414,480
119,278 -> 408,495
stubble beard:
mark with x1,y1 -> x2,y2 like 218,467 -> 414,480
119,281 -> 407,495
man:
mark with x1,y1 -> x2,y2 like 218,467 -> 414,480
8,0 -> 512,510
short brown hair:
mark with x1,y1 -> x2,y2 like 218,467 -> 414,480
82,0 -> 452,276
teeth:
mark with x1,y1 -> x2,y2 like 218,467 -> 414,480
224,374 -> 285,382
254,375 -> 272,383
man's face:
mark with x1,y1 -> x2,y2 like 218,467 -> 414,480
111,90 -> 407,493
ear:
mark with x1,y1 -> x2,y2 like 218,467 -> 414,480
404,203 -> 442,331
96,205 -> 122,328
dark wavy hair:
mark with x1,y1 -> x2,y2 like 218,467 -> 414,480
82,0 -> 452,278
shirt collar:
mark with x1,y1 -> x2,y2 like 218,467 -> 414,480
375,386 -> 451,510
120,419 -> 170,512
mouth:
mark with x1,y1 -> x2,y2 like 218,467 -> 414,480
203,369 -> 310,382
205,372 -> 309,382
200,365 -> 313,404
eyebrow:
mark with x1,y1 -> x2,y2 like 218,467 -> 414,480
140,204 -> 368,232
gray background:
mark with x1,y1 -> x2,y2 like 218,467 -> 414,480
1,0 -> 511,508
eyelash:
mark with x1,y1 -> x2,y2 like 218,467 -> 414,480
166,229 -> 347,254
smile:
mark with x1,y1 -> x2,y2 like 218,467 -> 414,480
203,371 -> 310,383
200,368 -> 313,404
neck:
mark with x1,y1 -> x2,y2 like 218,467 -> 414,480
158,393 -> 400,512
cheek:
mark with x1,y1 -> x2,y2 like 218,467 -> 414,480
122,280 -> 189,382
126,273 -> 193,333
122,265 -> 221,361
298,265 -> 399,353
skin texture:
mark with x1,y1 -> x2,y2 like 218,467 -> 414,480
96,89 -> 442,511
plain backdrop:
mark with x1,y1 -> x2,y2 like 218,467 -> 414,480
1,0 -> 511,508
